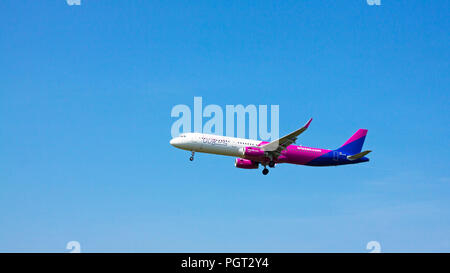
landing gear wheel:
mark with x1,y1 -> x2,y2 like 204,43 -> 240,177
268,161 -> 275,168
262,168 -> 269,175
189,151 -> 195,161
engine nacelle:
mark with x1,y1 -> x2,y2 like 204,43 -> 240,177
235,158 -> 259,169
241,147 -> 265,160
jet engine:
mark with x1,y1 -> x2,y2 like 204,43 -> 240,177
240,147 -> 265,160
235,158 -> 259,169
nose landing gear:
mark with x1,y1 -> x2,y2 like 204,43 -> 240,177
189,151 -> 195,161
262,167 -> 269,175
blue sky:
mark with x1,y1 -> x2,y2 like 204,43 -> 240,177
0,0 -> 449,252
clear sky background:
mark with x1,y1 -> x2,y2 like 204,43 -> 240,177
0,1 -> 449,252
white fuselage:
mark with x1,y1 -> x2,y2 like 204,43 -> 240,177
170,133 -> 262,157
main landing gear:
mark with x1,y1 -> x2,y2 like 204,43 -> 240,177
262,161 -> 275,175
189,151 -> 195,161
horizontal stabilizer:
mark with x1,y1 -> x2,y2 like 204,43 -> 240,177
347,150 -> 372,161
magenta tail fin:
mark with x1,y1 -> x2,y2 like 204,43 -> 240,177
336,129 -> 368,155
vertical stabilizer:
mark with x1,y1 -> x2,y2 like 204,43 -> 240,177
336,129 -> 368,155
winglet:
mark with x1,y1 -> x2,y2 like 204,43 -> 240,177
304,118 -> 313,129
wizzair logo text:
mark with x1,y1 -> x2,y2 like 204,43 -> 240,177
298,147 -> 322,153
202,137 -> 228,146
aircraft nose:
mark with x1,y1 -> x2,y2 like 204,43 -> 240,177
170,137 -> 180,147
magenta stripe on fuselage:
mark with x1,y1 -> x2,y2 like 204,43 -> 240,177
278,145 -> 331,165
257,142 -> 331,165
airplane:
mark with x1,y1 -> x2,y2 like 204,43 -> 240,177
169,118 -> 371,175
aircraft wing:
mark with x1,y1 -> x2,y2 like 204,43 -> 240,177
259,118 -> 312,158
